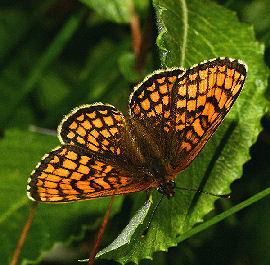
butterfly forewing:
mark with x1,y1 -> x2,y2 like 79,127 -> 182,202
59,104 -> 126,157
171,58 -> 247,172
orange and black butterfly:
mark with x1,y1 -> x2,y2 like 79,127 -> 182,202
27,58 -> 247,203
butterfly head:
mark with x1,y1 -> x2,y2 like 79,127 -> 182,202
157,180 -> 176,199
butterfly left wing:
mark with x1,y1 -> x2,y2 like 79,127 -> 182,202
58,103 -> 127,157
27,145 -> 152,202
28,103 -> 155,202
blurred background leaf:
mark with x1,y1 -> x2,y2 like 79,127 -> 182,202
79,0 -> 131,23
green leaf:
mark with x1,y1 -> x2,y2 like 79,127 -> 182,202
178,186 -> 270,242
0,2 -> 51,60
96,0 -> 269,263
80,40 -> 130,103
0,130 -> 123,264
79,0 -> 150,23
241,0 -> 270,43
234,0 -> 270,48
78,200 -> 151,261
80,0 -> 132,23
118,52 -> 139,82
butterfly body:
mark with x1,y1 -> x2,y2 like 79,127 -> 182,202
27,58 -> 247,202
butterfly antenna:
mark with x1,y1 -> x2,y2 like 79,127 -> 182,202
141,194 -> 164,238
88,194 -> 115,265
175,187 -> 231,199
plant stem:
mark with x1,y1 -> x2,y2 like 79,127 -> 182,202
9,202 -> 38,265
88,196 -> 114,265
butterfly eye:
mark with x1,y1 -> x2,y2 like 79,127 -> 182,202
168,180 -> 176,189
157,181 -> 175,198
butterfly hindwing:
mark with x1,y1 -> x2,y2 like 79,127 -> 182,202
27,145 -> 150,202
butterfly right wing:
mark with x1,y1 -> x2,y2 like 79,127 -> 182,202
170,58 -> 247,172
129,58 -> 247,175
27,145 -> 152,202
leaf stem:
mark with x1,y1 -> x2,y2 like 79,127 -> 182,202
178,187 -> 270,242
179,0 -> 188,67
9,202 -> 38,265
130,2 -> 153,77
130,2 -> 142,58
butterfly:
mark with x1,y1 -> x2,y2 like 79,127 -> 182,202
27,57 -> 247,203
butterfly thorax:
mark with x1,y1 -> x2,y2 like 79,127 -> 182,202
124,118 -> 177,194
137,158 -> 176,199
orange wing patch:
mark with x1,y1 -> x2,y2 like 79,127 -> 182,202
128,68 -> 186,159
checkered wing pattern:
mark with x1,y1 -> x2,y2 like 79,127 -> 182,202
172,58 -> 247,172
59,104 -> 126,157
129,58 -> 247,173
28,145 -> 150,202
129,69 -> 185,159
28,104 -> 153,202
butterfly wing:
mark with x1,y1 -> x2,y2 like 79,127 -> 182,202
59,103 -> 127,156
28,104 -> 152,202
28,58 -> 247,202
28,146 -> 152,202
129,69 -> 185,161
171,58 -> 247,172
129,58 -> 247,174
